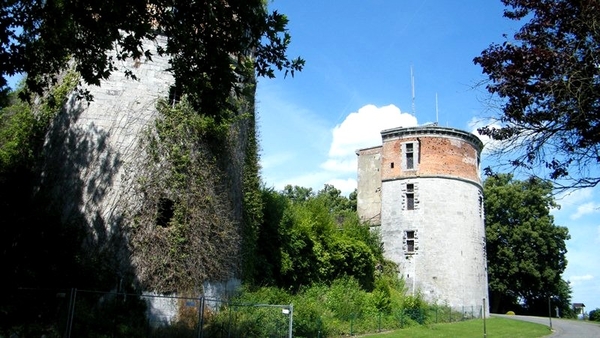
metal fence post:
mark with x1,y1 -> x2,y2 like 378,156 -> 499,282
548,296 -> 552,330
288,304 -> 293,338
63,288 -> 76,338
198,296 -> 204,338
483,298 -> 487,338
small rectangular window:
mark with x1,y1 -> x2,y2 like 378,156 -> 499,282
405,143 -> 414,169
390,162 -> 394,169
406,184 -> 414,210
406,230 -> 415,253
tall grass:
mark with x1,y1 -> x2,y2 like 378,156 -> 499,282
213,276 -> 494,337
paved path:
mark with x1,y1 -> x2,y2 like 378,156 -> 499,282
493,314 -> 600,337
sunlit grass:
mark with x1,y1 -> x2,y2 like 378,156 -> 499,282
362,316 -> 551,338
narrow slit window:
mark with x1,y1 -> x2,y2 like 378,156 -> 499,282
406,230 -> 415,253
406,143 -> 414,169
406,184 -> 414,210
390,162 -> 394,169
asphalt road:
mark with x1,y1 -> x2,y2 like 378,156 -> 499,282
493,314 -> 600,337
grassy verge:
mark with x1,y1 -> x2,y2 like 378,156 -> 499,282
362,316 -> 551,338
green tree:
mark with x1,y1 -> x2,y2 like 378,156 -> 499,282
0,0 -> 304,114
554,279 -> 575,319
474,0 -> 600,189
315,184 -> 356,214
483,174 -> 570,315
282,184 -> 314,203
589,308 -> 600,322
253,185 -> 381,291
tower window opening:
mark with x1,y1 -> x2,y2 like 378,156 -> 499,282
406,143 -> 414,169
405,230 -> 416,253
157,198 -> 175,227
168,81 -> 182,107
391,162 -> 394,169
402,142 -> 418,170
406,183 -> 415,210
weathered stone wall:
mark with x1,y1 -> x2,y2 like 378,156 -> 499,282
356,146 -> 382,225
357,125 -> 489,311
42,35 -> 248,321
380,177 -> 487,308
44,35 -> 173,235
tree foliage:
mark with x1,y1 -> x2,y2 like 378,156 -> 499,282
474,0 -> 600,189
483,174 -> 570,315
0,0 -> 304,115
251,184 -> 383,291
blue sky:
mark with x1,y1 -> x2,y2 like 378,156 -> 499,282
257,1 -> 600,312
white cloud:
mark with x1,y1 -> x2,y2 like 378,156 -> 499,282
326,178 -> 358,195
314,104 -> 418,194
569,274 -> 595,286
320,158 -> 357,173
556,188 -> 594,208
260,102 -> 420,196
260,152 -> 294,171
571,274 -> 594,281
571,202 -> 600,220
467,117 -> 504,155
329,104 -> 417,158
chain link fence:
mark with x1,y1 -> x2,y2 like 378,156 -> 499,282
2,288 -> 293,338
2,288 -> 485,337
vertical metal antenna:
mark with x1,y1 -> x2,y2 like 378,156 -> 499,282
411,65 -> 416,115
436,92 -> 439,124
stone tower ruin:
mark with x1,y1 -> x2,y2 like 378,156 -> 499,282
357,125 -> 489,312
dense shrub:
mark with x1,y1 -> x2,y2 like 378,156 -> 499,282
589,308 -> 600,322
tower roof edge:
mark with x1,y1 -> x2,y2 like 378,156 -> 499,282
381,125 -> 484,153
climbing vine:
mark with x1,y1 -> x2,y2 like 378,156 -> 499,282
126,96 -> 256,293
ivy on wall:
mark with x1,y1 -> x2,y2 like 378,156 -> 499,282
126,96 -> 255,293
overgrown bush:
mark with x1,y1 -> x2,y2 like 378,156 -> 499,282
589,308 -> 600,322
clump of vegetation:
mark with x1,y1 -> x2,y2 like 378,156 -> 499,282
126,96 -> 243,293
247,184 -> 382,291
198,274 -> 479,337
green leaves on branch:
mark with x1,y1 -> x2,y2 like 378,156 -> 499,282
1,0 -> 304,119
253,184 -> 382,291
474,0 -> 600,189
483,173 -> 570,315
0,70 -> 79,171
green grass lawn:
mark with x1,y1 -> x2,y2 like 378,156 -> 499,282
361,316 -> 551,338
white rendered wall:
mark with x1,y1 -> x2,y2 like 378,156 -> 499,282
381,176 -> 488,309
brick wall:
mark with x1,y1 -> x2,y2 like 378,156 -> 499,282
380,128 -> 481,183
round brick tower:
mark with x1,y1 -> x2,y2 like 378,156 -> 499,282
357,125 -> 488,313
